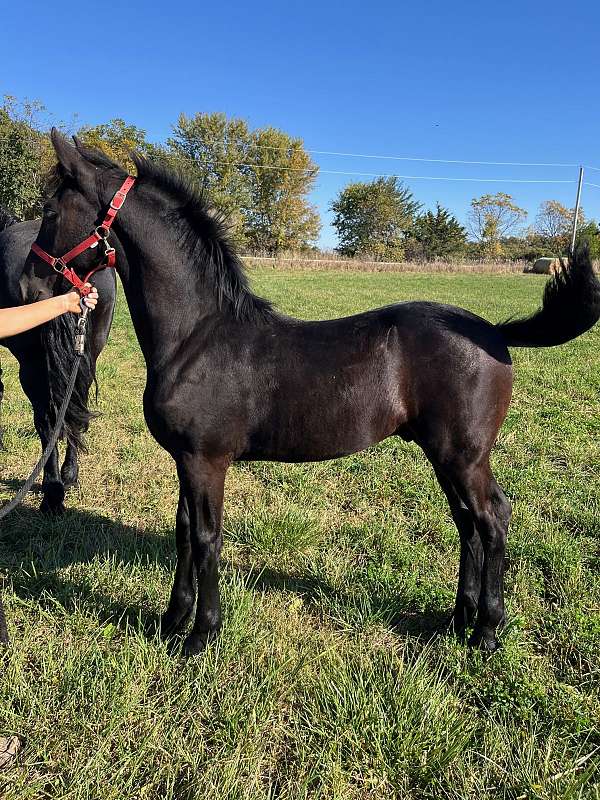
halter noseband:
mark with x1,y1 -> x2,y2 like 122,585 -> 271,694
30,175 -> 135,297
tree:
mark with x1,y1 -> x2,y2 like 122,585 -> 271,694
407,203 -> 467,260
534,199 -> 583,254
77,118 -> 155,173
244,127 -> 320,252
577,221 -> 600,259
0,96 -> 51,218
468,192 -> 527,257
167,112 -> 320,251
167,112 -> 253,241
330,177 -> 421,260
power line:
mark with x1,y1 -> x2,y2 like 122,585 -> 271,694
298,150 -> 579,169
157,155 -> 576,183
0,135 -> 592,185
306,170 -> 574,184
0,134 -> 593,169
165,140 -> 582,169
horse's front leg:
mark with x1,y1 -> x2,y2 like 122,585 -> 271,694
18,355 -> 64,514
175,453 -> 227,657
161,487 -> 195,637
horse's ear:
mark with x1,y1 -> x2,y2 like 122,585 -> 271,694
50,128 -> 98,200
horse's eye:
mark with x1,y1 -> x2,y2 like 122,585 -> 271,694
43,205 -> 57,218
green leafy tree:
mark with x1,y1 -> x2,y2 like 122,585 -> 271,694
468,192 -> 527,257
244,127 -> 320,253
167,113 -> 320,251
331,177 -> 421,260
533,199 -> 583,255
167,112 -> 252,241
407,203 -> 467,260
0,96 -> 50,218
77,118 -> 155,173
577,221 -> 600,259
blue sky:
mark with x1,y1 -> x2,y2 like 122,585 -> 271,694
2,0 -> 600,248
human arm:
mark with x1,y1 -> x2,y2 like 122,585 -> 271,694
0,288 -> 98,339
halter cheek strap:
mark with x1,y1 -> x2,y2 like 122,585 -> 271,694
30,175 -> 135,297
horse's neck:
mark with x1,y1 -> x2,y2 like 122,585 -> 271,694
113,202 -> 222,369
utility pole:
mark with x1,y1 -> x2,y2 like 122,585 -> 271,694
570,166 -> 584,255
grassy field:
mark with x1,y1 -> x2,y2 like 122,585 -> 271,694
0,270 -> 599,799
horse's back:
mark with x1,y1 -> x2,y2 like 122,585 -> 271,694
0,219 -> 41,306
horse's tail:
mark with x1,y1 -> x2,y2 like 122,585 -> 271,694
41,307 -> 98,451
0,204 -> 19,234
496,243 -> 600,347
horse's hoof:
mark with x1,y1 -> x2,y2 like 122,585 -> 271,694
468,628 -> 500,653
160,607 -> 193,638
181,632 -> 209,657
39,498 -> 66,516
181,630 -> 218,657
451,624 -> 469,643
442,611 -> 474,642
40,483 -> 65,515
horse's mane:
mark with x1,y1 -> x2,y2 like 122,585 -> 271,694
132,154 -> 275,323
50,144 -> 274,323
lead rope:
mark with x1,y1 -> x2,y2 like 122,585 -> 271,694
0,304 -> 90,643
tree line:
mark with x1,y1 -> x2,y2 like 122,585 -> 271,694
1,96 -> 598,260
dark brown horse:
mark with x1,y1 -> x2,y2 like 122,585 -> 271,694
0,209 -> 118,514
24,131 -> 600,656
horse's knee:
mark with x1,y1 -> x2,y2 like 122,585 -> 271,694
477,520 -> 507,562
493,487 -> 512,527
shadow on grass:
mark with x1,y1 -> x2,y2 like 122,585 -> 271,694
0,505 -> 449,644
236,564 -> 449,639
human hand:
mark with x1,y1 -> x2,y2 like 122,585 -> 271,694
63,285 -> 99,313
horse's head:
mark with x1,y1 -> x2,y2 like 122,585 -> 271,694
23,129 -> 129,302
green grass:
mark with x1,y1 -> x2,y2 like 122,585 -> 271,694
0,270 -> 599,799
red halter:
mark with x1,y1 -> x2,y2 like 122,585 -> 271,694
30,176 -> 135,297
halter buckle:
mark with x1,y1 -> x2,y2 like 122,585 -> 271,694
110,191 -> 127,210
52,257 -> 66,274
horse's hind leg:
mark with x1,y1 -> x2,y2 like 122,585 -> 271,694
61,441 -> 79,489
443,459 -> 511,651
472,476 -> 511,650
433,468 -> 483,637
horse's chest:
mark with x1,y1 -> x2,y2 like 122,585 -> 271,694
142,380 -> 194,449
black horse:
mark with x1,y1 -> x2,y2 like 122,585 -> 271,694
0,206 -> 117,513
24,131 -> 600,656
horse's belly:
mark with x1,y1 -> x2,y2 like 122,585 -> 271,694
241,393 -> 406,462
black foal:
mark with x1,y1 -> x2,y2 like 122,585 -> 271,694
24,131 -> 600,655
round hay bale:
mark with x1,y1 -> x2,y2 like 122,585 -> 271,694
525,257 -> 563,275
